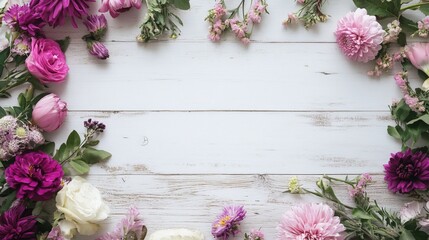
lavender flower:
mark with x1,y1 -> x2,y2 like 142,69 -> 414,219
84,14 -> 108,40
12,35 -> 31,55
84,118 -> 106,132
384,149 -> 429,193
3,4 -> 45,36
348,173 -> 372,197
0,203 -> 37,239
98,206 -> 146,240
212,205 -> 246,240
87,41 -> 110,60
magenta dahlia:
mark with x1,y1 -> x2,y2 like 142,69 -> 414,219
384,149 -> 429,193
277,203 -> 345,240
212,205 -> 246,240
335,8 -> 384,63
3,4 -> 45,37
5,151 -> 64,201
0,203 -> 37,240
30,0 -> 95,27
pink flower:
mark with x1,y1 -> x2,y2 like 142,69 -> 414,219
335,8 -> 384,63
25,38 -> 69,84
277,203 -> 345,240
400,201 -> 424,224
87,41 -> 110,60
212,205 -> 246,240
99,0 -> 142,18
98,206 -> 146,240
32,94 -> 67,132
405,43 -> 429,75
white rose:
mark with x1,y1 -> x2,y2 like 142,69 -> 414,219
149,228 -> 205,240
56,176 -> 110,238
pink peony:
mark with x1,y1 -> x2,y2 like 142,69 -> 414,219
99,0 -> 142,18
277,203 -> 345,240
32,93 -> 67,132
405,43 -> 429,75
335,8 -> 384,63
25,38 -> 69,84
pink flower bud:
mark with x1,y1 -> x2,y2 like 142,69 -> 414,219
84,14 -> 108,39
99,0 -> 142,18
87,41 -> 110,60
405,43 -> 429,75
32,94 -> 67,132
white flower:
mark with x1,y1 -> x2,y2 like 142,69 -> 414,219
55,176 -> 110,238
400,201 -> 424,223
148,229 -> 205,240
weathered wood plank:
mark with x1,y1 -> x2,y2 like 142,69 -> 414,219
43,111 -> 399,175
75,174 -> 407,240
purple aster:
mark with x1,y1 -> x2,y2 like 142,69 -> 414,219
212,205 -> 246,240
30,0 -> 95,28
87,41 -> 109,60
0,203 -> 37,240
84,14 -> 108,39
5,151 -> 64,201
384,149 -> 429,193
98,206 -> 146,240
3,4 -> 45,37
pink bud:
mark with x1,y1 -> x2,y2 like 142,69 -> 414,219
405,43 -> 429,75
32,94 -> 67,132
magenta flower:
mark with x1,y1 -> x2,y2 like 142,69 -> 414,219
277,203 -> 345,240
87,41 -> 110,60
84,14 -> 108,39
98,206 -> 145,240
32,93 -> 68,132
212,205 -> 246,240
384,149 -> 429,194
25,38 -> 69,84
0,203 -> 37,239
30,0 -> 94,27
405,43 -> 429,75
5,151 -> 64,201
335,8 -> 384,63
3,4 -> 45,37
99,0 -> 142,18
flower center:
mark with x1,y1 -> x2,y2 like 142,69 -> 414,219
396,163 -> 416,179
217,215 -> 231,227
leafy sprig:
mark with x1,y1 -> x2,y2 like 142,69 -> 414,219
137,0 -> 190,42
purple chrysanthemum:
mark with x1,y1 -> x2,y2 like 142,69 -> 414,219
84,14 -> 107,38
5,151 -> 64,201
212,205 -> 246,240
3,4 -> 45,37
87,41 -> 109,60
384,149 -> 429,193
0,204 -> 37,240
30,0 -> 95,28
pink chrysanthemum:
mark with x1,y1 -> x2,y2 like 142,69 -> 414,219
277,203 -> 345,240
335,8 -> 384,63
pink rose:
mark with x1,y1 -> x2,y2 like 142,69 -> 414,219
99,0 -> 142,18
32,94 -> 67,132
405,43 -> 429,75
25,38 -> 69,84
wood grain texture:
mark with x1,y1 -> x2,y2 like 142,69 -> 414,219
78,174 -> 407,240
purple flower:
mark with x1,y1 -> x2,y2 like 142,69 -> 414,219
0,203 -> 37,240
3,4 -> 45,36
5,151 -> 64,201
212,205 -> 246,240
84,14 -> 108,39
87,41 -> 109,60
12,35 -> 31,56
98,206 -> 146,240
384,149 -> 429,193
30,0 -> 94,28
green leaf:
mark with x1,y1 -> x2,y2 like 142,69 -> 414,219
38,142 -> 55,155
69,159 -> 90,175
66,131 -> 81,148
353,0 -> 401,18
169,0 -> 190,10
17,93 -> 26,108
56,37 -> 71,53
352,208 -> 375,220
399,16 -> 418,33
394,100 -> 411,122
0,191 -> 16,214
419,5 -> 429,15
388,126 -> 401,139
0,47 -> 10,77
54,143 -> 67,161
0,107 -> 6,118
407,114 -> 429,125
418,70 -> 428,81
82,147 -> 112,164
400,229 -> 416,240
397,32 -> 407,47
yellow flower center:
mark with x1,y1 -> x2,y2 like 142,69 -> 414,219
217,215 -> 231,227
16,127 -> 27,138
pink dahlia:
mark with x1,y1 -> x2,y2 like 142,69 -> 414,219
5,151 -> 64,201
277,203 -> 345,240
335,8 -> 384,63
30,0 -> 94,27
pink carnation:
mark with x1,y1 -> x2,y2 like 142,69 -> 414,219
335,8 -> 384,63
277,203 -> 345,240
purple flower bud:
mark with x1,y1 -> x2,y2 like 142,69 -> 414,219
84,14 -> 108,40
87,41 -> 109,60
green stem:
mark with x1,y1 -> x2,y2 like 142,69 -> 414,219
400,2 -> 429,12
60,130 -> 94,165
323,175 -> 356,186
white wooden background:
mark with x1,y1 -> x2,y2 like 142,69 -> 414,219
2,0 -> 420,239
